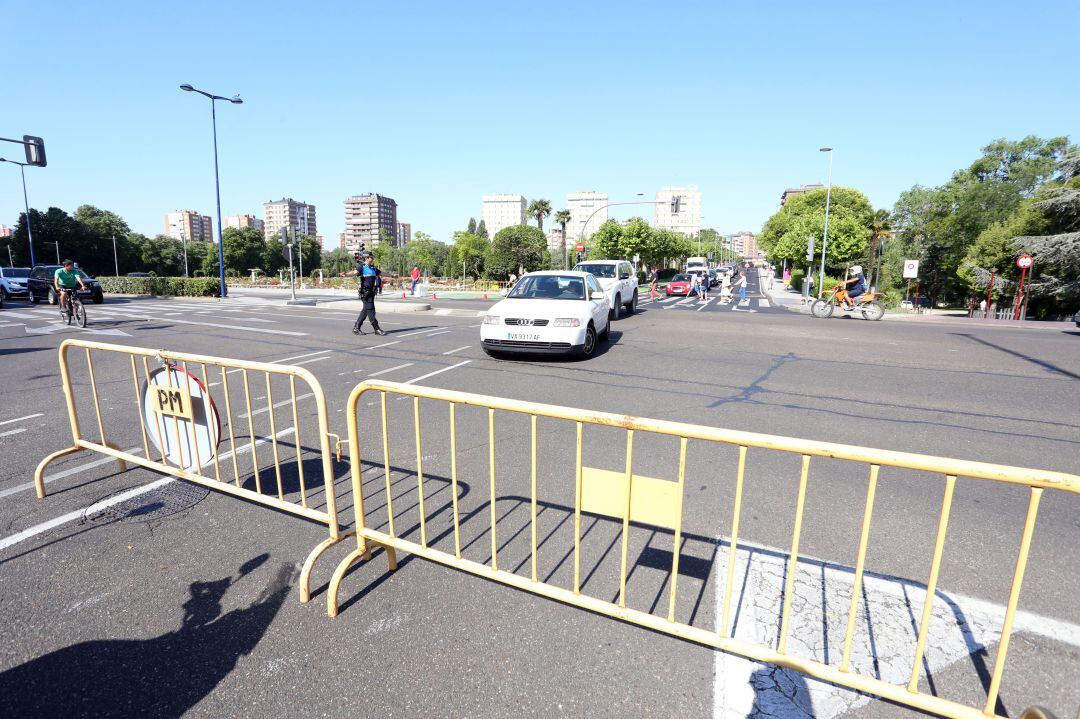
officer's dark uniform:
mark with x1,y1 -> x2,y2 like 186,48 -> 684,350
353,259 -> 384,335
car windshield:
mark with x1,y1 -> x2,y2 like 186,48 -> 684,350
573,263 -> 616,278
3,268 -> 30,278
507,275 -> 586,300
672,274 -> 690,282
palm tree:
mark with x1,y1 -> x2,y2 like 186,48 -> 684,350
527,199 -> 552,232
554,209 -> 571,269
867,209 -> 891,289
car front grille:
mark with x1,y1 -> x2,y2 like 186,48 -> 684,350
504,318 -> 549,326
483,339 -> 571,349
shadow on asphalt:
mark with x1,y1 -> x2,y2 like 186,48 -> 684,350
951,332 -> 1080,380
0,555 -> 292,718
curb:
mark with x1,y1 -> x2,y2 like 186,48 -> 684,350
757,271 -> 808,315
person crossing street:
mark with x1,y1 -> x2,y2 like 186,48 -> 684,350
340,252 -> 386,335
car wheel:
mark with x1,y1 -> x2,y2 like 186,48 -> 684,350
625,290 -> 637,315
598,317 -> 610,341
610,294 -> 620,320
0,287 -> 7,302
92,291 -> 104,304
578,323 -> 598,358
47,287 -> 58,305
29,288 -> 40,304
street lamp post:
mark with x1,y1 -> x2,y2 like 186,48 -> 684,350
0,157 -> 37,267
180,84 -> 243,298
180,229 -> 189,277
817,147 -> 833,296
577,195 -> 663,264
46,241 -> 60,263
112,234 -> 119,276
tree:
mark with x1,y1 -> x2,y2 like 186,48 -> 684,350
140,234 -> 183,276
450,231 -> 489,279
586,218 -> 693,268
527,199 -> 552,232
222,227 -> 266,275
553,209 -> 571,268
487,225 -> 549,278
866,210 -> 892,288
322,247 -> 354,276
467,217 -> 477,234
406,233 -> 450,276
476,219 -> 488,239
759,187 -> 874,275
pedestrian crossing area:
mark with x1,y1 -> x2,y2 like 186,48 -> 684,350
637,295 -> 777,314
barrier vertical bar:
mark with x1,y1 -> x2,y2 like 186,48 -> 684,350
219,366 -> 241,485
667,437 -> 688,622
130,355 -> 150,461
907,474 -> 957,692
199,363 -> 222,483
182,362 -> 203,473
242,370 -> 262,493
84,348 -> 107,447
721,446 -> 748,638
778,454 -> 811,654
449,402 -> 460,557
414,396 -> 427,547
840,464 -> 879,672
983,487 -> 1043,714
288,375 -> 307,507
143,357 -> 168,465
381,392 -> 395,537
264,372 -> 284,500
531,414 -> 539,582
488,408 -> 497,571
573,421 -> 583,595
163,362 -> 186,470
618,429 -> 635,608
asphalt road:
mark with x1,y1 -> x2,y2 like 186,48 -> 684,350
0,274 -> 1077,719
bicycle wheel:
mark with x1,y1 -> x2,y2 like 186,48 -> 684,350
809,298 -> 834,318
62,300 -> 72,325
74,299 -> 87,328
861,301 -> 885,321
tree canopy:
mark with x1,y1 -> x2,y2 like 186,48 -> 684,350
759,187 -> 874,272
487,225 -> 549,277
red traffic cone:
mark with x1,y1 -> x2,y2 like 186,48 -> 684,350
402,291 -> 406,299
433,292 -> 438,299
483,293 -> 488,300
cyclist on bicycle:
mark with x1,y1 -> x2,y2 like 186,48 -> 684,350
840,265 -> 866,310
54,259 -> 85,311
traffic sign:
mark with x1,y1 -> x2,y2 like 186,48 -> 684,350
575,242 -> 585,252
1016,254 -> 1033,269
902,259 -> 919,279
141,365 -> 221,470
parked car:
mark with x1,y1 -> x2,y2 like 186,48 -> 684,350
26,264 -> 105,304
665,274 -> 693,296
481,271 -> 610,359
0,266 -> 32,300
572,260 -> 638,319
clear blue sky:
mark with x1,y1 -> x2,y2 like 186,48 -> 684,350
4,0 -> 1077,246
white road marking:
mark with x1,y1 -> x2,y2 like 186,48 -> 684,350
239,393 -> 315,418
364,362 -> 414,377
0,310 -> 40,319
442,346 -> 471,355
275,349 -> 332,363
436,309 -> 452,315
424,330 -> 451,338
696,298 -> 716,312
293,356 -> 328,366
370,340 -> 401,349
402,360 -> 471,385
0,413 -> 44,427
758,298 -> 770,308
0,429 -> 293,552
0,446 -> 143,500
25,323 -> 132,337
398,327 -> 449,338
0,428 -> 27,438
469,324 -> 483,328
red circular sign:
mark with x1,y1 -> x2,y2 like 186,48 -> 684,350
1016,254 -> 1033,269
575,243 -> 585,252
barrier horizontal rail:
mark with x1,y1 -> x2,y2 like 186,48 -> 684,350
33,339 -> 350,601
327,379 -> 1080,719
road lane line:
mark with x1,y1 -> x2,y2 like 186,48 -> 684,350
696,298 -> 716,312
370,340 -> 401,349
240,393 -> 315,418
293,356 -> 329,366
398,327 -> 449,338
363,362 -> 414,377
150,316 -> 307,336
442,346 -> 471,355
758,298 -> 771,308
0,430 -> 293,550
0,428 -> 27,438
275,349 -> 332,363
0,413 -> 44,427
402,360 -> 471,385
0,446 -> 144,500
424,331 -> 451,338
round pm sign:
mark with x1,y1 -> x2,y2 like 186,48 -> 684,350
141,364 -> 221,471
1016,254 -> 1033,269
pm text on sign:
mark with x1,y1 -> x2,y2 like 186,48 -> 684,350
149,384 -> 193,420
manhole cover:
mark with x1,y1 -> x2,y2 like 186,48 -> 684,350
85,481 -> 210,524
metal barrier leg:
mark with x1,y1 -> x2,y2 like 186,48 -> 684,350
299,529 -> 356,603
33,446 -> 85,499
327,535 -> 397,618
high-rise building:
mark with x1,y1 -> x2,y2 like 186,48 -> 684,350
546,228 -> 566,253
225,214 -> 264,232
0,224 -> 11,238
342,193 -> 398,251
263,198 -> 317,239
164,210 -> 214,242
566,191 -> 608,244
780,184 -> 825,207
396,222 -> 412,246
482,194 -> 526,239
731,231 -> 760,258
654,186 -> 701,237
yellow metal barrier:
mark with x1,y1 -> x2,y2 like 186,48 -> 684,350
34,339 -> 350,601
327,379 -> 1080,719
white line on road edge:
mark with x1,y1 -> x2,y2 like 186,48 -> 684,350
0,413 -> 44,427
403,360 -> 471,385
363,363 -> 414,377
0,428 -> 27,438
0,429 -> 294,553
442,346 -> 471,355
370,340 -> 401,349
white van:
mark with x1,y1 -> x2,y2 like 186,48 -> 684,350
686,256 -> 707,271
572,260 -> 638,318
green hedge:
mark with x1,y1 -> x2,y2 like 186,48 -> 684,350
97,276 -> 220,297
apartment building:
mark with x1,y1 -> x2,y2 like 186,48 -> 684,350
780,184 -> 825,207
481,194 -> 526,239
546,227 -> 566,252
566,191 -> 608,244
263,198 -> 317,239
396,222 -> 412,246
342,193 -> 398,251
731,231 -> 761,258
654,186 -> 701,237
164,210 -> 214,242
225,214 -> 264,232
0,224 -> 11,238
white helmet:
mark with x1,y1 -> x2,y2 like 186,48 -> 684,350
851,265 -> 863,274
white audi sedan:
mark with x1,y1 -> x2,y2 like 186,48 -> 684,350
481,271 -> 610,358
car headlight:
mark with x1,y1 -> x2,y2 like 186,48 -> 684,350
552,318 -> 580,327
482,315 -> 501,325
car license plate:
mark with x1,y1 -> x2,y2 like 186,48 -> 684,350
507,332 -> 540,341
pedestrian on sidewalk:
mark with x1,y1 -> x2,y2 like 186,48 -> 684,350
340,251 -> 386,336
699,271 -> 709,301
733,271 -> 747,302
649,266 -> 661,301
410,266 -> 421,296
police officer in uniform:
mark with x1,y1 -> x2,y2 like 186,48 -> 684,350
340,251 -> 386,335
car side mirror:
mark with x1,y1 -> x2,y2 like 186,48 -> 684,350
590,290 -> 604,300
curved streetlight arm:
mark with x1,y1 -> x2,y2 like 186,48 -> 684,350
578,200 -> 665,246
